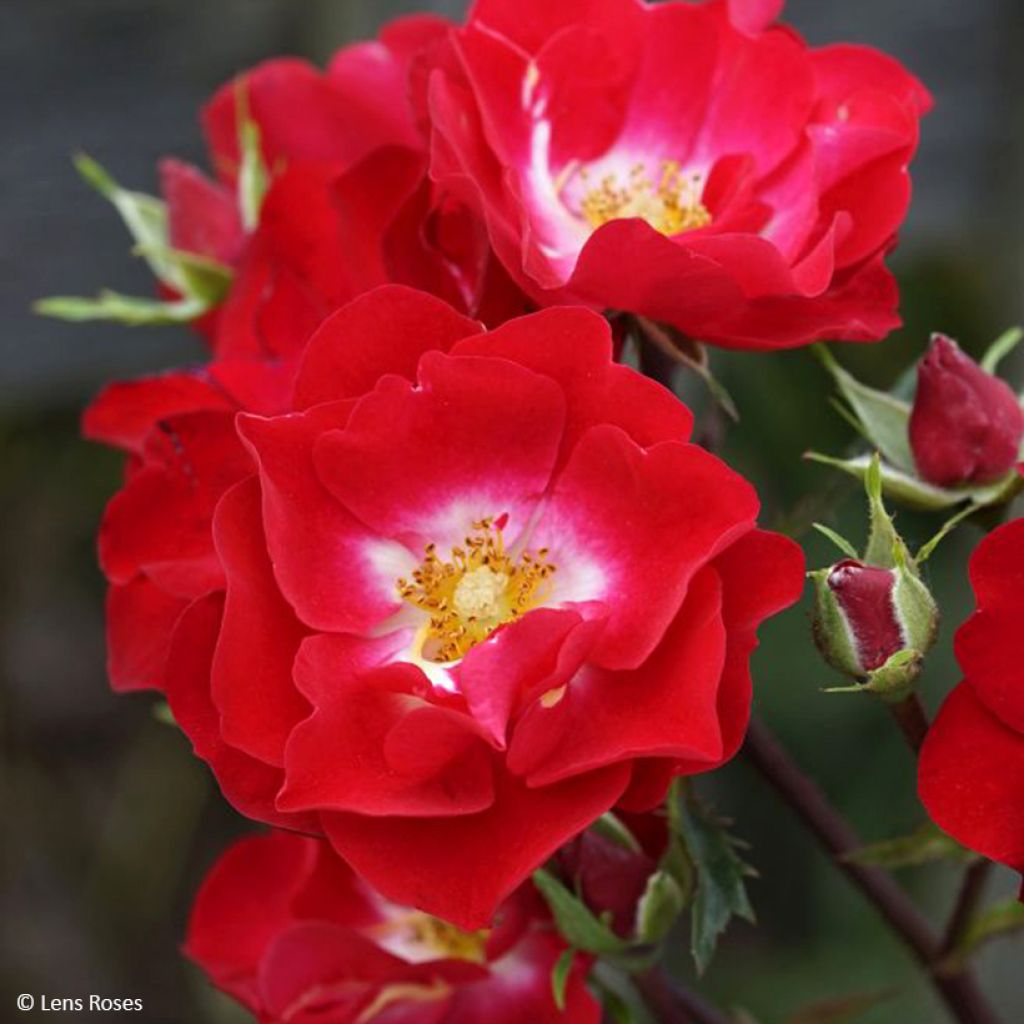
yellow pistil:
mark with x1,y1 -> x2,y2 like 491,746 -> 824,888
579,160 -> 711,236
397,516 -> 556,663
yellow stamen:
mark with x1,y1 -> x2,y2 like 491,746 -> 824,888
579,160 -> 711,236
397,517 -> 555,663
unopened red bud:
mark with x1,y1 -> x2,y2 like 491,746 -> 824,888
909,333 -> 1023,487
826,560 -> 902,672
556,830 -> 656,937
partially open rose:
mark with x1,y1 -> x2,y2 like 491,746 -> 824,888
428,0 -> 930,350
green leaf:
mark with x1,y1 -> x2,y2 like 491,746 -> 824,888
235,83 -> 270,231
843,822 -> 974,869
132,245 -> 233,305
980,326 -> 1023,373
940,899 -> 1024,973
550,948 -> 575,1011
814,345 -> 914,472
34,291 -> 207,326
634,870 -> 685,944
532,868 -> 630,956
786,989 -> 896,1024
675,788 -> 756,974
916,502 -> 983,563
812,523 -> 860,560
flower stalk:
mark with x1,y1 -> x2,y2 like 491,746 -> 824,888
743,717 -> 1001,1024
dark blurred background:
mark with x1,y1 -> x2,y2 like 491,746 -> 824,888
2,2 -> 1023,1022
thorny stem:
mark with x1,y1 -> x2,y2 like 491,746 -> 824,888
635,968 -> 733,1024
743,717 -> 1002,1024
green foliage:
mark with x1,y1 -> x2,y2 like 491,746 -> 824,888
673,785 -> 756,974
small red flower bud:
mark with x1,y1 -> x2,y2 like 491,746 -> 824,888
826,560 -> 903,672
909,333 -> 1024,487
556,831 -> 657,938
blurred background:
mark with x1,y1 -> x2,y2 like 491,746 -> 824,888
2,1 -> 1023,1021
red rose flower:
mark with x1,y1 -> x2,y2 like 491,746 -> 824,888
919,518 -> 1024,873
908,333 -> 1024,487
85,20 -> 532,695
186,830 -> 599,1024
138,16 -> 527,375
162,285 -> 803,927
428,0 -> 931,350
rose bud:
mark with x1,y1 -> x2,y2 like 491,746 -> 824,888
555,814 -> 685,946
811,558 -> 937,699
909,333 -> 1024,487
555,829 -> 658,938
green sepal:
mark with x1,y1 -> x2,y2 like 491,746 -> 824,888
38,153 -> 236,326
73,152 -> 183,290
591,812 -> 643,854
34,291 -> 207,326
938,899 -> 1024,974
821,648 -> 923,703
235,82 -> 271,231
811,523 -> 859,560
532,868 -> 630,957
843,822 -> 975,869
132,245 -> 233,305
634,870 -> 685,945
810,567 -> 862,679
813,345 -> 914,472
980,326 -> 1023,374
550,948 -> 575,1011
863,454 -> 914,571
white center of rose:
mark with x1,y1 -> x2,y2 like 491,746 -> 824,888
452,565 -> 509,622
397,517 -> 556,663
